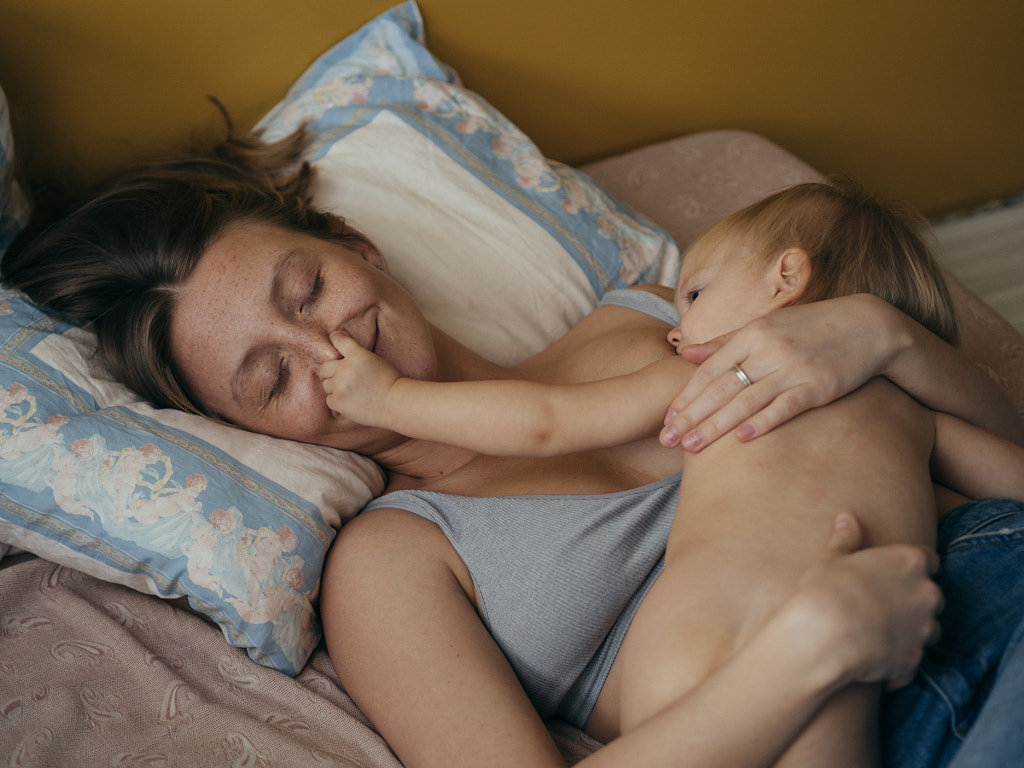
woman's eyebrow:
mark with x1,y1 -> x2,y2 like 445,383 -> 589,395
270,248 -> 304,307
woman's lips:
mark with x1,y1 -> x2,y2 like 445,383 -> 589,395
369,323 -> 381,357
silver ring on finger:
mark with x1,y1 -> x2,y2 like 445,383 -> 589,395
732,364 -> 752,388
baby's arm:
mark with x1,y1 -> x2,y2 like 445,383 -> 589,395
931,411 -> 1024,501
320,334 -> 689,456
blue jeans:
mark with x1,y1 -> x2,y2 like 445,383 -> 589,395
881,498 -> 1024,768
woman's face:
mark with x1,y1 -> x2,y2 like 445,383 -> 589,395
170,222 -> 437,452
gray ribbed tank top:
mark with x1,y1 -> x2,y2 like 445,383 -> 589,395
360,288 -> 681,726
361,474 -> 679,726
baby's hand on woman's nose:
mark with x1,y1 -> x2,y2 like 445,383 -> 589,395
319,333 -> 401,427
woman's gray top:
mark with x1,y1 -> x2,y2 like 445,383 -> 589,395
360,288 -> 680,727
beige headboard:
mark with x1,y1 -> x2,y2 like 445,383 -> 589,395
1,0 -> 1021,216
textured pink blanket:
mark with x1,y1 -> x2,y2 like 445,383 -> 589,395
0,555 -> 600,766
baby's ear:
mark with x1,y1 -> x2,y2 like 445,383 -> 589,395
769,247 -> 811,307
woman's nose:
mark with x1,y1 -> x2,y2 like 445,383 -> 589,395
293,325 -> 342,364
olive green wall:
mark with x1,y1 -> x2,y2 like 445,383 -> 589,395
1,0 -> 1021,215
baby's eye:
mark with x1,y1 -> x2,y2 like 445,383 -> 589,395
687,289 -> 701,303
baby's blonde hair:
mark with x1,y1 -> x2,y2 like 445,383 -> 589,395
696,179 -> 961,345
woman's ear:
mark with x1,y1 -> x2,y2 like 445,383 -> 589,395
326,214 -> 387,271
768,247 -> 811,308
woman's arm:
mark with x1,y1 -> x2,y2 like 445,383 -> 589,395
590,514 -> 941,768
321,509 -> 569,768
321,510 -> 941,768
661,294 -> 1024,452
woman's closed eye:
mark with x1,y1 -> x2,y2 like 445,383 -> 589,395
300,269 -> 323,315
262,356 -> 290,410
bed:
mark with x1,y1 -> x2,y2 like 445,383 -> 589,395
1,3 -> 1023,765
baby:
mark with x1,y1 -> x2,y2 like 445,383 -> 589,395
320,180 -> 1024,767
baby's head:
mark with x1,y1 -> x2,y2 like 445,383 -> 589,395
668,179 -> 960,349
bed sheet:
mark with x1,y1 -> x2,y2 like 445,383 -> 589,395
0,554 -> 601,765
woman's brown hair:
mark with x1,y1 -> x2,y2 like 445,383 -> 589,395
1,124 -> 371,416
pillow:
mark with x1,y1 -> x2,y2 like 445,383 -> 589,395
257,0 -> 679,365
0,1 -> 678,676
0,86 -> 384,675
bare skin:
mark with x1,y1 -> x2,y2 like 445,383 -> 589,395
318,227 -> 1024,767
168,222 -> 1014,768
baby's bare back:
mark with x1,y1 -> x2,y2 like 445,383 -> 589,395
607,378 -> 936,766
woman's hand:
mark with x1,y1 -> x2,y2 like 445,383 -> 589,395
787,513 -> 943,691
660,295 -> 908,451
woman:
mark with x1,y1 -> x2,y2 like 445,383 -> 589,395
3,129 -> 1021,768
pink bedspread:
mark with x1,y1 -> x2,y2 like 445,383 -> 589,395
0,555 -> 600,766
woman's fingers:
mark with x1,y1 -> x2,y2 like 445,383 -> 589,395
792,512 -> 944,690
675,337 -> 726,366
662,344 -> 758,447
885,611 -> 943,690
675,334 -> 741,402
662,298 -> 897,451
823,513 -> 864,556
725,382 -> 819,440
876,547 -> 943,689
662,329 -> 776,449
661,374 -> 763,448
662,368 -> 820,451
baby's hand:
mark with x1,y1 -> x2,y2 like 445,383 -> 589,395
319,333 -> 401,426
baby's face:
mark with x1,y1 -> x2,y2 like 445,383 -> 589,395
667,235 -> 775,351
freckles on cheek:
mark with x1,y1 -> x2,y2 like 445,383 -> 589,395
294,388 -> 336,434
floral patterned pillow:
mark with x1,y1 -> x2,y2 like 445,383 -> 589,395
0,82 -> 383,676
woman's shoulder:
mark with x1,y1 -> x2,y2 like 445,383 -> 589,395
627,283 -> 676,301
327,504 -> 477,608
598,285 -> 677,324
515,286 -> 678,383
331,504 -> 461,571
601,283 -> 676,304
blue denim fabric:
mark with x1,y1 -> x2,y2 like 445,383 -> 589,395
946,627 -> 1024,768
880,498 -> 1024,768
